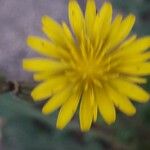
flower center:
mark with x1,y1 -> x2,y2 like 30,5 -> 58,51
75,59 -> 100,80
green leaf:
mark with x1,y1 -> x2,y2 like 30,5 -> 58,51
0,93 -> 103,150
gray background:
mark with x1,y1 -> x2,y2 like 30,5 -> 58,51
0,0 -> 104,81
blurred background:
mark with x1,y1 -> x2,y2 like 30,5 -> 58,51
0,0 -> 150,149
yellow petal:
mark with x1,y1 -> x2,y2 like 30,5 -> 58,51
113,36 -> 150,58
119,52 -> 150,65
31,76 -> 67,101
104,35 -> 137,64
134,51 -> 150,62
102,15 -> 122,55
117,62 -> 150,76
42,16 -> 65,47
118,35 -> 137,49
62,22 -> 80,61
97,2 -> 112,26
33,72 -> 51,81
125,76 -> 147,84
23,58 -> 68,73
110,14 -> 135,49
106,85 -> 136,116
129,36 -> 150,53
93,2 -> 112,49
56,89 -> 81,129
108,14 -> 122,42
111,79 -> 149,103
93,105 -> 97,122
95,88 -> 116,124
68,0 -> 84,40
42,86 -> 72,114
27,36 -> 60,58
85,0 -> 96,37
109,35 -> 137,60
79,89 -> 93,132
62,22 -> 74,46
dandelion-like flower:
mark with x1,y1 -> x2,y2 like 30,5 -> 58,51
23,0 -> 150,131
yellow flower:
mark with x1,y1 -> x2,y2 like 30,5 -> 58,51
23,0 -> 150,131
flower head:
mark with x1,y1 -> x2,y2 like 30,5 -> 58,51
23,0 -> 150,131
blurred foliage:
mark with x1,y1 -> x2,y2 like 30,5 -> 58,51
0,0 -> 150,150
0,80 -> 150,150
112,0 -> 150,36
0,81 -> 150,150
0,93 -> 103,150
